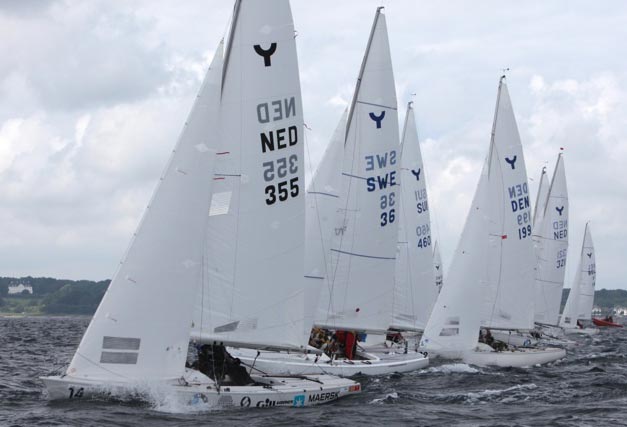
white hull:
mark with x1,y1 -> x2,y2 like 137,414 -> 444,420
41,370 -> 360,408
564,327 -> 599,336
428,345 -> 565,368
229,347 -> 429,377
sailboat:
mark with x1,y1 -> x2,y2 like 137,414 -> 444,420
391,102 -> 439,333
362,101 -> 439,351
560,223 -> 600,335
229,7 -> 428,377
494,153 -> 572,346
530,153 -> 573,341
42,0 -> 360,407
433,241 -> 443,294
419,77 -> 565,367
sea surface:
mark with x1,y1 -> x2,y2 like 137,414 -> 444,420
1,316 -> 627,426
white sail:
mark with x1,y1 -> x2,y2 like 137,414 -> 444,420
561,223 -> 596,327
192,0 -> 308,351
305,110 -> 347,336
421,77 -> 535,354
479,78 -> 535,331
433,240 -> 443,294
421,161 -> 490,354
392,102 -> 437,331
66,45 -> 222,382
316,8 -> 400,333
533,153 -> 569,325
532,166 -> 549,226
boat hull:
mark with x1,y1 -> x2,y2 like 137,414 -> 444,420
41,372 -> 360,408
229,348 -> 429,377
592,318 -> 623,328
462,347 -> 566,367
427,346 -> 566,368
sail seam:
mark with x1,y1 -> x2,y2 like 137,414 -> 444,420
330,248 -> 395,260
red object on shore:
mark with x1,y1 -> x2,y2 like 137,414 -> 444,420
592,318 -> 623,327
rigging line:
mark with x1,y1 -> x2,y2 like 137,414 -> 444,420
303,122 -> 333,293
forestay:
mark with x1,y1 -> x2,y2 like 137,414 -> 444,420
561,223 -> 596,327
305,110 -> 347,336
533,154 -> 569,325
66,45 -> 222,381
392,102 -> 437,331
317,8 -> 400,333
192,0 -> 308,350
479,78 -> 535,331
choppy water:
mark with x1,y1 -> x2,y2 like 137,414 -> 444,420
1,316 -> 627,426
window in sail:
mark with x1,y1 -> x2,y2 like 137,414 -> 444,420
209,191 -> 232,216
439,328 -> 459,336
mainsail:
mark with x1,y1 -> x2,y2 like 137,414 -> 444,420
561,223 -> 596,327
533,154 -> 569,325
316,8 -> 400,333
66,44 -> 222,381
479,78 -> 535,331
392,102 -> 437,331
192,0 -> 308,350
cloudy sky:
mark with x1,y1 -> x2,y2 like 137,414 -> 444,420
1,0 -> 625,290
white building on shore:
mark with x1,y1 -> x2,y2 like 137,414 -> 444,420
7,284 -> 33,295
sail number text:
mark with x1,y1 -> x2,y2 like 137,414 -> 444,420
509,182 -> 531,240
365,150 -> 397,227
258,97 -> 300,206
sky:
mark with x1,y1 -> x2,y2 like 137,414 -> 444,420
0,1 -> 626,289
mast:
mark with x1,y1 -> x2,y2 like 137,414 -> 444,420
486,75 -> 506,175
400,101 -> 413,149
345,6 -> 384,143
221,0 -> 242,91
532,166 -> 548,225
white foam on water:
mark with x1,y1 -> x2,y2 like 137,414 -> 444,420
420,363 -> 480,374
112,380 -> 217,414
464,383 -> 537,404
369,392 -> 399,404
